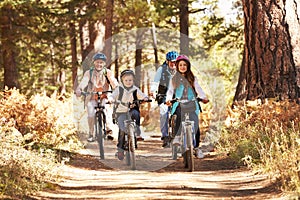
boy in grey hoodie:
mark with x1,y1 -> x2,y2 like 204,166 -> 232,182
110,69 -> 149,160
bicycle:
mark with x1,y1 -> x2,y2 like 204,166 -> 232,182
167,97 -> 203,172
81,90 -> 112,160
111,99 -> 152,170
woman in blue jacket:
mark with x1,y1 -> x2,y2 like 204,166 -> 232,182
165,55 -> 209,158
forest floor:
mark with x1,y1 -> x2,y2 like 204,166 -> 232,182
29,128 -> 286,200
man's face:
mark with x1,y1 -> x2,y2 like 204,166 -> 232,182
94,59 -> 106,70
167,60 -> 176,70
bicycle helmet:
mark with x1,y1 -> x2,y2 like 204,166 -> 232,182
176,54 -> 190,66
120,69 -> 135,79
93,53 -> 107,62
166,51 -> 179,61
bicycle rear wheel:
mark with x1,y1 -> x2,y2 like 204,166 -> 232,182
127,124 -> 136,170
95,113 -> 105,160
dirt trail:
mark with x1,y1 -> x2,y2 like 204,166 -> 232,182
30,129 -> 284,200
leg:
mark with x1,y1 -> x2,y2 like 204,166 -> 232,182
174,106 -> 182,136
103,100 -> 113,133
116,114 -> 127,149
172,107 -> 182,146
189,112 -> 199,148
159,104 -> 169,138
130,109 -> 143,141
87,100 -> 96,141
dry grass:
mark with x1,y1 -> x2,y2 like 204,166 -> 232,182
219,99 -> 300,195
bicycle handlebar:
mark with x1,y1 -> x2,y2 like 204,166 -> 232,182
166,97 -> 205,104
107,99 -> 152,106
81,90 -> 112,96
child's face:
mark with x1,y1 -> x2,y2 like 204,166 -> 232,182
122,74 -> 134,88
177,60 -> 188,74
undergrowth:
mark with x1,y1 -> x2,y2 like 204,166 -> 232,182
219,99 -> 300,195
0,88 -> 82,198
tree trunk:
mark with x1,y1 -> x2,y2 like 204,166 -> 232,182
104,0 -> 114,69
234,0 -> 300,103
80,20 -> 97,61
135,48 -> 142,88
0,4 -> 19,89
179,0 -> 189,55
114,42 -> 119,79
135,29 -> 143,88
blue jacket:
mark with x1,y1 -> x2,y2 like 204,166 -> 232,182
171,83 -> 200,115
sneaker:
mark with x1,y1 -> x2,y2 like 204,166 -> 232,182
136,136 -> 144,141
162,137 -> 170,148
87,137 -> 95,142
107,135 -> 114,140
117,151 -> 124,160
172,135 -> 181,146
196,148 -> 204,159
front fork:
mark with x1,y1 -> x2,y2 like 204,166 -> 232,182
181,120 -> 195,152
124,120 -> 136,151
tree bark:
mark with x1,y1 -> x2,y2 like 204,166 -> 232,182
0,4 -> 19,89
179,0 -> 189,55
79,20 -> 97,62
104,0 -> 114,69
234,0 -> 300,102
70,21 -> 78,90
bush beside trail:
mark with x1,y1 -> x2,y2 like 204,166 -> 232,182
219,99 -> 300,195
0,89 -> 82,199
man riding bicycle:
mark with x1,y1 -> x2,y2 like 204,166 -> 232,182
150,51 -> 178,147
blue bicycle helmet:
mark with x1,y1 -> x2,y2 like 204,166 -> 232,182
93,53 -> 107,62
166,51 -> 179,61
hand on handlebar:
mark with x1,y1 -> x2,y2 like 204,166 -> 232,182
75,89 -> 82,97
165,100 -> 173,106
202,98 -> 209,104
100,93 -> 107,99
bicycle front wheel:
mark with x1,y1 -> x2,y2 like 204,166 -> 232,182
127,124 -> 136,170
186,124 -> 194,172
95,113 -> 105,160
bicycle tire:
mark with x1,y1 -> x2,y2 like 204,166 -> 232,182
172,145 -> 178,160
125,150 -> 130,166
128,124 -> 136,170
186,124 -> 194,172
96,112 -> 105,160
170,115 -> 178,160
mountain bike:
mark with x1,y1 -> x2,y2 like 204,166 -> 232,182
167,98 -> 203,172
112,99 -> 152,170
81,90 -> 112,160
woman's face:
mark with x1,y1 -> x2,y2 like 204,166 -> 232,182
122,74 -> 134,88
177,60 -> 188,74
94,59 -> 105,70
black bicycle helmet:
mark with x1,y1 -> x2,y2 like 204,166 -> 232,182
120,69 -> 135,78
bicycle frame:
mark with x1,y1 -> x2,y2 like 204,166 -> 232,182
168,98 -> 200,171
113,99 -> 151,170
82,91 -> 111,160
